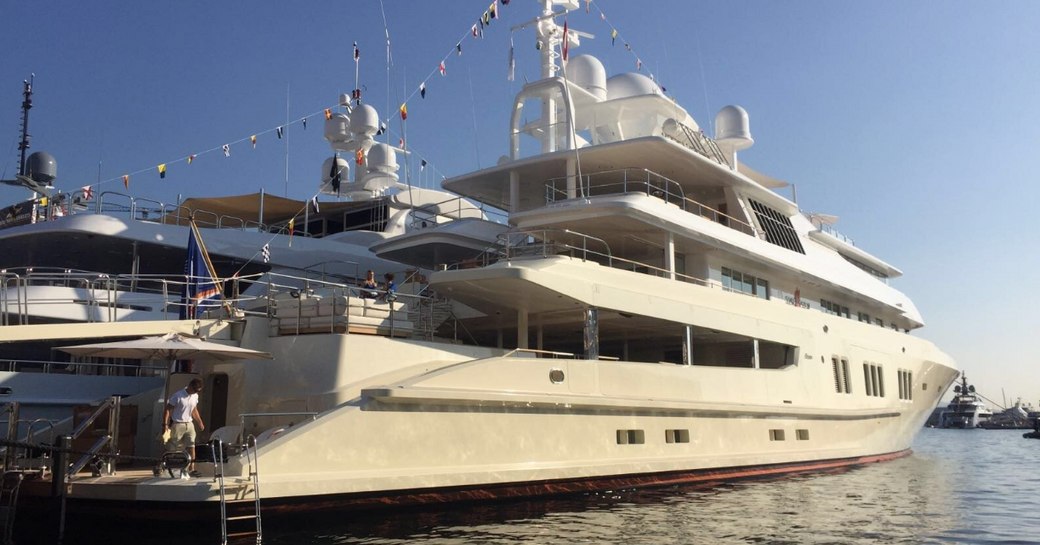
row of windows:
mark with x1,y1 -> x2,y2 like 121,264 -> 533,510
821,299 -> 850,318
617,428 -> 809,445
617,429 -> 691,445
832,357 -> 852,394
770,429 -> 810,441
821,298 -> 899,330
833,357 -> 912,399
721,267 -> 769,300
897,369 -> 914,401
863,363 -> 885,397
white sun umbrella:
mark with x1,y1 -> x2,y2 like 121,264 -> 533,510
57,332 -> 272,362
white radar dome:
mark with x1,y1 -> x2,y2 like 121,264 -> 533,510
715,105 -> 753,151
349,104 -> 379,138
366,143 -> 399,174
568,55 -> 606,101
324,113 -> 350,147
319,155 -> 350,195
605,72 -> 661,100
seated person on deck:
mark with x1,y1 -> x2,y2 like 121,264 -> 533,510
360,270 -> 379,298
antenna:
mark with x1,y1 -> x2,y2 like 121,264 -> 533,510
3,74 -> 57,198
18,74 -> 34,177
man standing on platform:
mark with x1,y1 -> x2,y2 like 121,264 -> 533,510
163,377 -> 206,477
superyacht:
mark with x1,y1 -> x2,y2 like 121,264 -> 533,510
5,1 -> 959,541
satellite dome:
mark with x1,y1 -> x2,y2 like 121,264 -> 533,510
350,104 -> 379,137
568,55 -> 606,101
366,143 -> 399,174
319,155 -> 350,195
26,151 -> 57,185
605,72 -> 661,100
324,113 -> 350,146
715,105 -> 753,150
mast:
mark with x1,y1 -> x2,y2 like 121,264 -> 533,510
18,74 -> 34,177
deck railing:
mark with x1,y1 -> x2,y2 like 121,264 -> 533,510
497,228 -> 714,288
543,168 -> 758,237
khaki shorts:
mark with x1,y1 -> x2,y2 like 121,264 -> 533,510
165,421 -> 197,451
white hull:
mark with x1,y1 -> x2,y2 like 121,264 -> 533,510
51,292 -> 956,507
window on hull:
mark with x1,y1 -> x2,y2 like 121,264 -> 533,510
832,356 -> 852,394
863,362 -> 885,397
722,267 -> 770,300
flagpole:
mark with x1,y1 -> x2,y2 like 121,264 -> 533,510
284,82 -> 290,197
189,218 -> 233,318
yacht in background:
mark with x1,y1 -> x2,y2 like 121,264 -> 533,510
0,84 -> 501,446
938,373 -> 992,428
980,397 -> 1033,429
8,1 -> 959,541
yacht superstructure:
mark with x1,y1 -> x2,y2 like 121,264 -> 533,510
6,1 -> 958,541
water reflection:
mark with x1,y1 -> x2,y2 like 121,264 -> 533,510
264,429 -> 1038,544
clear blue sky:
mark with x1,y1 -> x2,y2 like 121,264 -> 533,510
2,1 -> 1038,407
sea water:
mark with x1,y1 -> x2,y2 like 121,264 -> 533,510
260,429 -> 1040,544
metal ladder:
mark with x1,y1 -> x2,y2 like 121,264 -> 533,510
216,435 -> 262,545
0,471 -> 23,545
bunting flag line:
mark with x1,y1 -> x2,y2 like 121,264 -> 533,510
90,0 -> 525,196
355,148 -> 364,165
420,159 -> 427,171
591,2 -> 663,91
261,243 -> 271,264
288,217 -> 295,243
81,185 -> 93,200
310,196 -> 320,214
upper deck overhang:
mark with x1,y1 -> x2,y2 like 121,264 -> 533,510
442,136 -> 797,216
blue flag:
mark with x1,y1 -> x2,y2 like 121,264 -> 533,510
180,225 -> 222,319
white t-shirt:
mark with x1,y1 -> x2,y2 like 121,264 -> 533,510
167,388 -> 199,423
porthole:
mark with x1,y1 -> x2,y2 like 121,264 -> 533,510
549,369 -> 565,384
